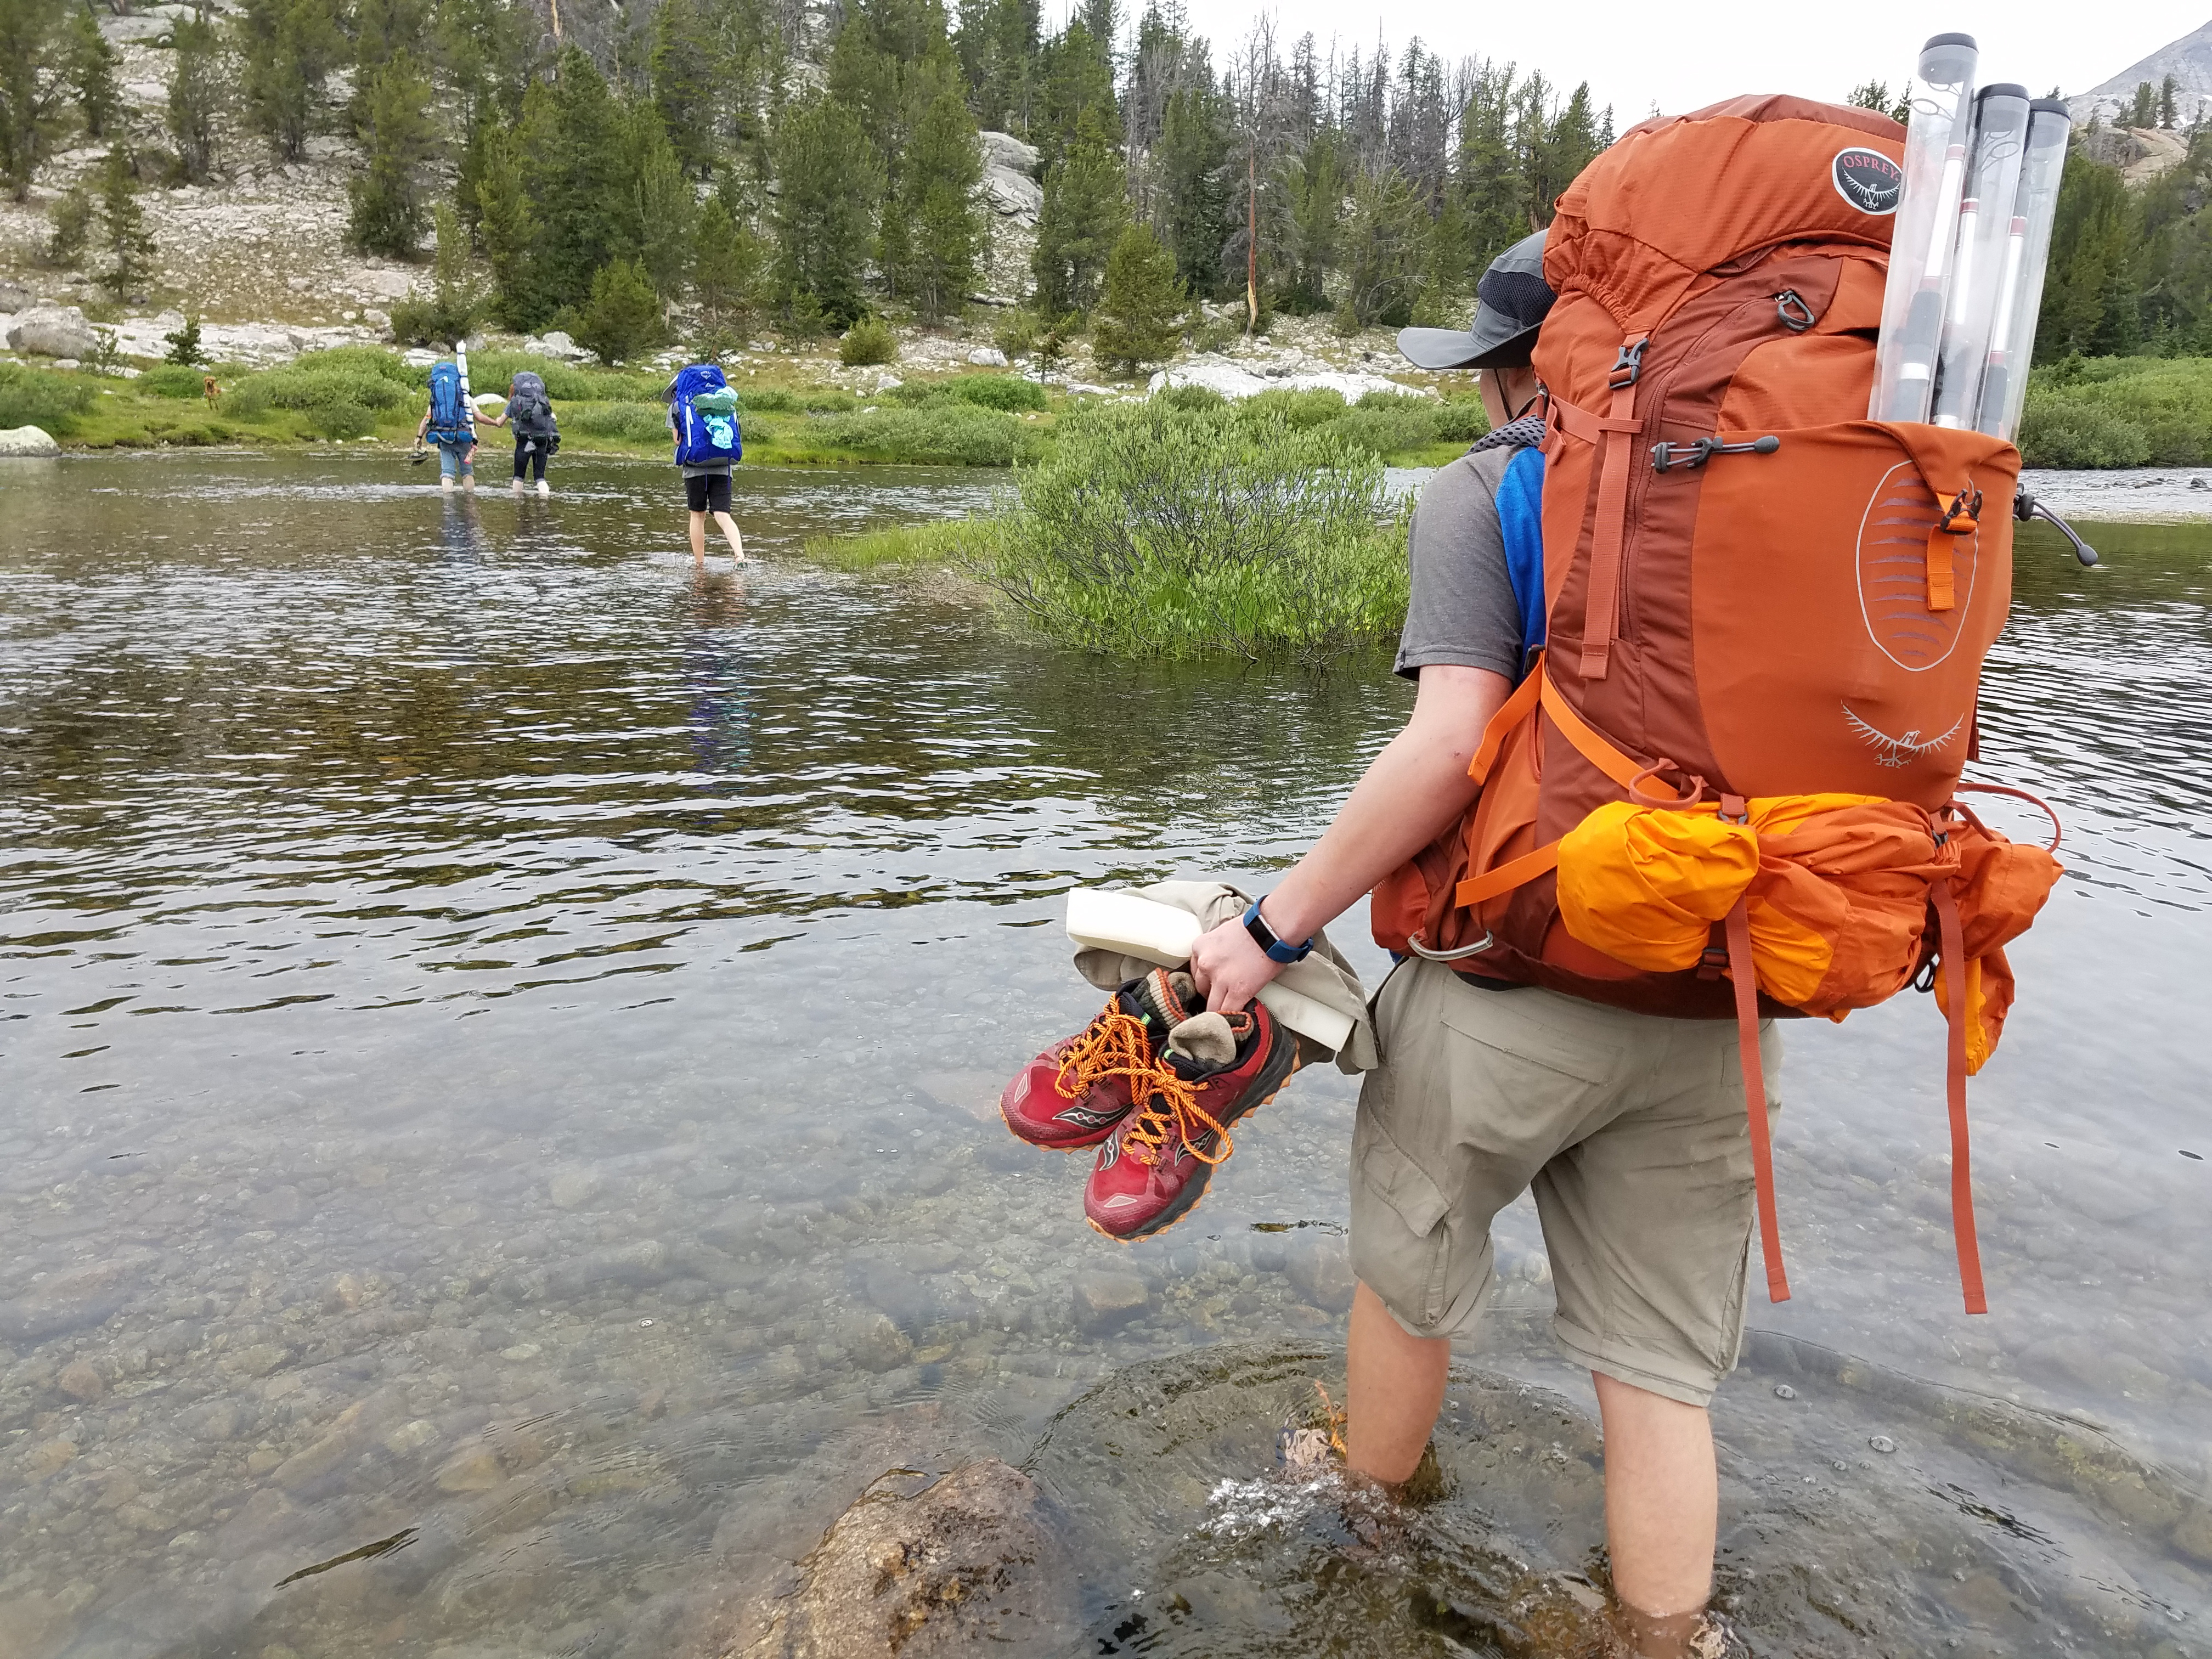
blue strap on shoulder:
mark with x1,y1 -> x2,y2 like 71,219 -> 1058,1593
1495,445 -> 1548,672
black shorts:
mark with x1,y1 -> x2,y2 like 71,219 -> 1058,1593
684,472 -> 732,514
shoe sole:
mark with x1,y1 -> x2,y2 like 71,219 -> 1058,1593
1086,1029 -> 1306,1243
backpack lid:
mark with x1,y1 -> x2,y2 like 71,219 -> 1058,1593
510,370 -> 548,403
1543,96 -> 1905,334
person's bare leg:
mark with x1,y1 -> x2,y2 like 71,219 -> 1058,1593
689,510 -> 708,563
1593,1370 -> 1718,1618
1345,1280 -> 1450,1484
713,509 -> 747,563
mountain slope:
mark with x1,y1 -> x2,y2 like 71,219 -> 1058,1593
2068,18 -> 2212,125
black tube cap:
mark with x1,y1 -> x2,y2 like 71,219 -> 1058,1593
1977,83 -> 2032,103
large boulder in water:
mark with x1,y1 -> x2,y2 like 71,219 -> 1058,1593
0,426 -> 61,458
7,306 -> 97,360
732,1460 -> 1076,1657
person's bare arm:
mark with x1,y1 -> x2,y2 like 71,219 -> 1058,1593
1187,662 -> 1511,1012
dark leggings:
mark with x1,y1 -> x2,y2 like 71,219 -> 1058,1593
513,437 -> 547,482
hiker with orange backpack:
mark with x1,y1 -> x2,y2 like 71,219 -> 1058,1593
1164,95 -> 2056,1651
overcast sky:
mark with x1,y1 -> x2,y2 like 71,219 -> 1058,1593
1140,2 -> 2208,118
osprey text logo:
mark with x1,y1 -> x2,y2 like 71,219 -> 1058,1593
1832,147 -> 1903,216
1842,703 -> 1965,769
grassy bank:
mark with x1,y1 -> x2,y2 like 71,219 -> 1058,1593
0,346 -> 1490,469
809,400 -> 1410,664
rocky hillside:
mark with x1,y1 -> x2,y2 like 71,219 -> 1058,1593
2067,19 -> 2212,128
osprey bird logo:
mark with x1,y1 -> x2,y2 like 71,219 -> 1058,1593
1842,704 -> 1965,769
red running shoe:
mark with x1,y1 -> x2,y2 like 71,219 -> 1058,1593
999,969 -> 1200,1151
1084,1001 -> 1299,1241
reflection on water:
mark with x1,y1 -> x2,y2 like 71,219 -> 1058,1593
0,456 -> 2205,1657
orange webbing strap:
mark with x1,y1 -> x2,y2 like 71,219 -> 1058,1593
1454,839 -> 1562,910
1724,898 -> 1792,1304
1929,879 -> 1990,1314
1954,780 -> 2064,851
1537,675 -> 1648,790
1469,657 -> 1545,785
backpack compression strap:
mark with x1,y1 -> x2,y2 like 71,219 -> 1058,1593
1547,337 -> 1649,681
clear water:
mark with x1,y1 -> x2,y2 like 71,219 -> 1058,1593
1,454 -> 2205,1657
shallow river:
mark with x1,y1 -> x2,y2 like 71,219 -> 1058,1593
1,454 -> 2207,1658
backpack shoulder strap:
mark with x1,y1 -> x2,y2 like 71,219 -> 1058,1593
1496,444 -> 1548,672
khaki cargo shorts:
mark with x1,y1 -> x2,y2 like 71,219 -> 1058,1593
1350,956 -> 1780,1407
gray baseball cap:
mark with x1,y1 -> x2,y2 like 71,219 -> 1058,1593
1397,230 -> 1557,371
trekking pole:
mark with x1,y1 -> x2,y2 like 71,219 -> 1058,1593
1932,86 -> 2032,429
1871,34 -> 1978,424
1973,100 -> 2069,442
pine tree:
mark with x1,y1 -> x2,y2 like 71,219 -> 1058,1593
651,0 -> 720,177
1277,129 -> 1342,313
2128,81 -> 2157,130
1031,109 -> 1126,315
1456,61 -> 1526,269
517,50 -> 633,318
65,7 -> 119,141
349,0 -> 426,132
627,106 -> 696,306
1154,83 -> 1232,297
167,12 -> 228,183
2160,74 -> 2180,130
770,93 -> 884,328
239,0 -> 343,162
0,0 -> 71,202
574,257 -> 663,365
163,313 -> 206,365
692,191 -> 766,334
893,82 -> 986,321
1092,222 -> 1182,372
472,123 -> 543,327
347,50 -> 437,258
390,201 -> 490,343
2038,147 -> 2143,358
1035,16 -> 1116,169
97,143 -> 156,300
1340,166 -> 1427,327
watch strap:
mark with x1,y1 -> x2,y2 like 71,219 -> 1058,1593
1243,897 -> 1313,964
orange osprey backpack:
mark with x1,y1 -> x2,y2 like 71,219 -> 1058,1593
1370,95 -> 2065,1313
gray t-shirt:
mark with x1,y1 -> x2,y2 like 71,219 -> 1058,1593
1393,445 -> 1526,684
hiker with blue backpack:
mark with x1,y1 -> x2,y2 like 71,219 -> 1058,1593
667,363 -> 747,568
413,360 -> 478,492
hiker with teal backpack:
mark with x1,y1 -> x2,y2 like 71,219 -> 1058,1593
667,363 -> 747,568
414,360 -> 477,493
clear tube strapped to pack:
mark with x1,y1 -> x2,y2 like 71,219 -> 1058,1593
1871,33 -> 1978,423
1932,84 -> 2032,428
1974,99 -> 2069,441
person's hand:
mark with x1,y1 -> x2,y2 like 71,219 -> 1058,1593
1187,915 -> 1284,1014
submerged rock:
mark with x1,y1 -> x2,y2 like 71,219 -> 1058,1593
735,1460 -> 1076,1657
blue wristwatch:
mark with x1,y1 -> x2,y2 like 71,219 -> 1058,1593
1243,897 -> 1313,964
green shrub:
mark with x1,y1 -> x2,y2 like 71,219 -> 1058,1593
566,401 -> 674,444
466,351 -> 662,403
839,316 -> 898,366
292,346 -> 423,387
884,374 -> 1047,413
307,401 -> 377,439
1242,387 -> 1353,430
0,364 -> 97,435
574,258 -> 664,366
1312,398 -> 1442,458
806,403 -> 1040,466
978,400 -> 1408,663
1153,382 -> 1227,413
229,366 -> 415,415
2018,400 -> 2152,469
142,362 -> 210,398
942,374 -> 1046,412
992,306 -> 1041,358
1435,397 -> 1488,444
736,386 -> 797,411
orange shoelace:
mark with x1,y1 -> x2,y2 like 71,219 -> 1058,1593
1053,1008 -> 1160,1103
1054,998 -> 1237,1168
1121,1064 -> 1234,1168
